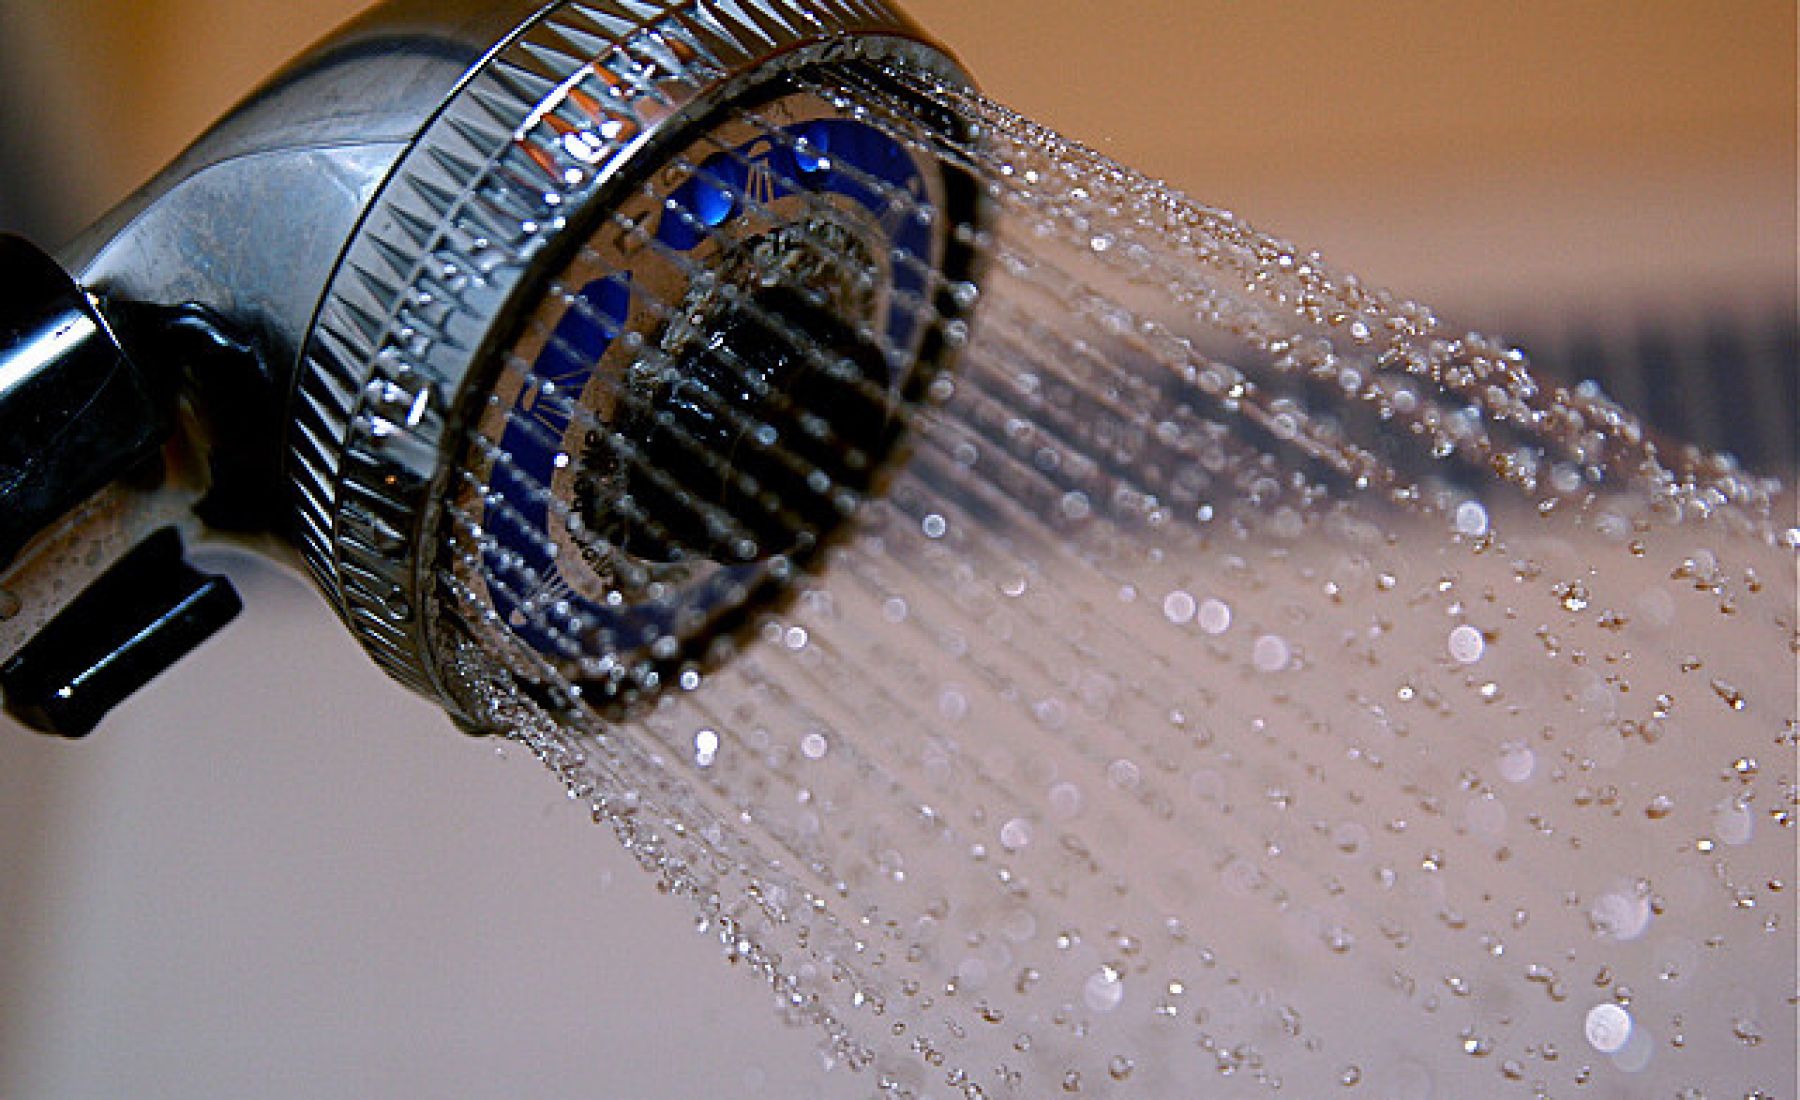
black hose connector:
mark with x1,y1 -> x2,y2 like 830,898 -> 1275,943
1,527 -> 242,738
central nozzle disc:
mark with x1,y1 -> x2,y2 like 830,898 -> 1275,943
579,214 -> 891,570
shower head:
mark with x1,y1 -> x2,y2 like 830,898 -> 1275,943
0,0 -> 983,734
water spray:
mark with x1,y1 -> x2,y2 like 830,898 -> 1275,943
2,2 -> 1792,1095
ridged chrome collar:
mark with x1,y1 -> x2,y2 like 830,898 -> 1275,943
285,0 -> 967,706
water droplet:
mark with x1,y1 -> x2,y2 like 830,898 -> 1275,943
1584,1003 -> 1633,1053
1253,634 -> 1292,672
1198,598 -> 1233,635
1084,966 -> 1125,1012
1590,891 -> 1652,940
1556,582 -> 1592,612
1163,589 -> 1197,624
1000,818 -> 1033,850
1711,678 -> 1747,711
694,728 -> 720,767
692,171 -> 735,226
1712,799 -> 1755,846
1455,501 -> 1490,537
793,128 -> 830,174
1448,625 -> 1486,664
1611,1022 -> 1656,1073
1731,1016 -> 1764,1045
939,687 -> 969,722
1108,758 -> 1142,790
1498,744 -> 1536,784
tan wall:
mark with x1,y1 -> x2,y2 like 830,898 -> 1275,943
11,0 -> 1794,320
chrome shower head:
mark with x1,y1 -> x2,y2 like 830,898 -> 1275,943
0,0 -> 983,733
284,3 -> 985,718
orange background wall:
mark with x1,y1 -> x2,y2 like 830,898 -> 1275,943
6,0 -> 1794,323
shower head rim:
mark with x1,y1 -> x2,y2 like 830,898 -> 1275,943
284,0 -> 971,713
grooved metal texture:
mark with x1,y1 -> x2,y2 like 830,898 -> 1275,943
284,0 -> 965,705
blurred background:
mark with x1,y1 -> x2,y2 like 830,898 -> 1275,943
0,2 -> 1792,1097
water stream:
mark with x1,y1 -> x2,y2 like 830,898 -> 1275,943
425,61 -> 1794,1099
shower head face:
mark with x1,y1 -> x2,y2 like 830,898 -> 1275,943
286,1 -> 982,716
452,81 -> 974,706
443,76 -> 984,713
